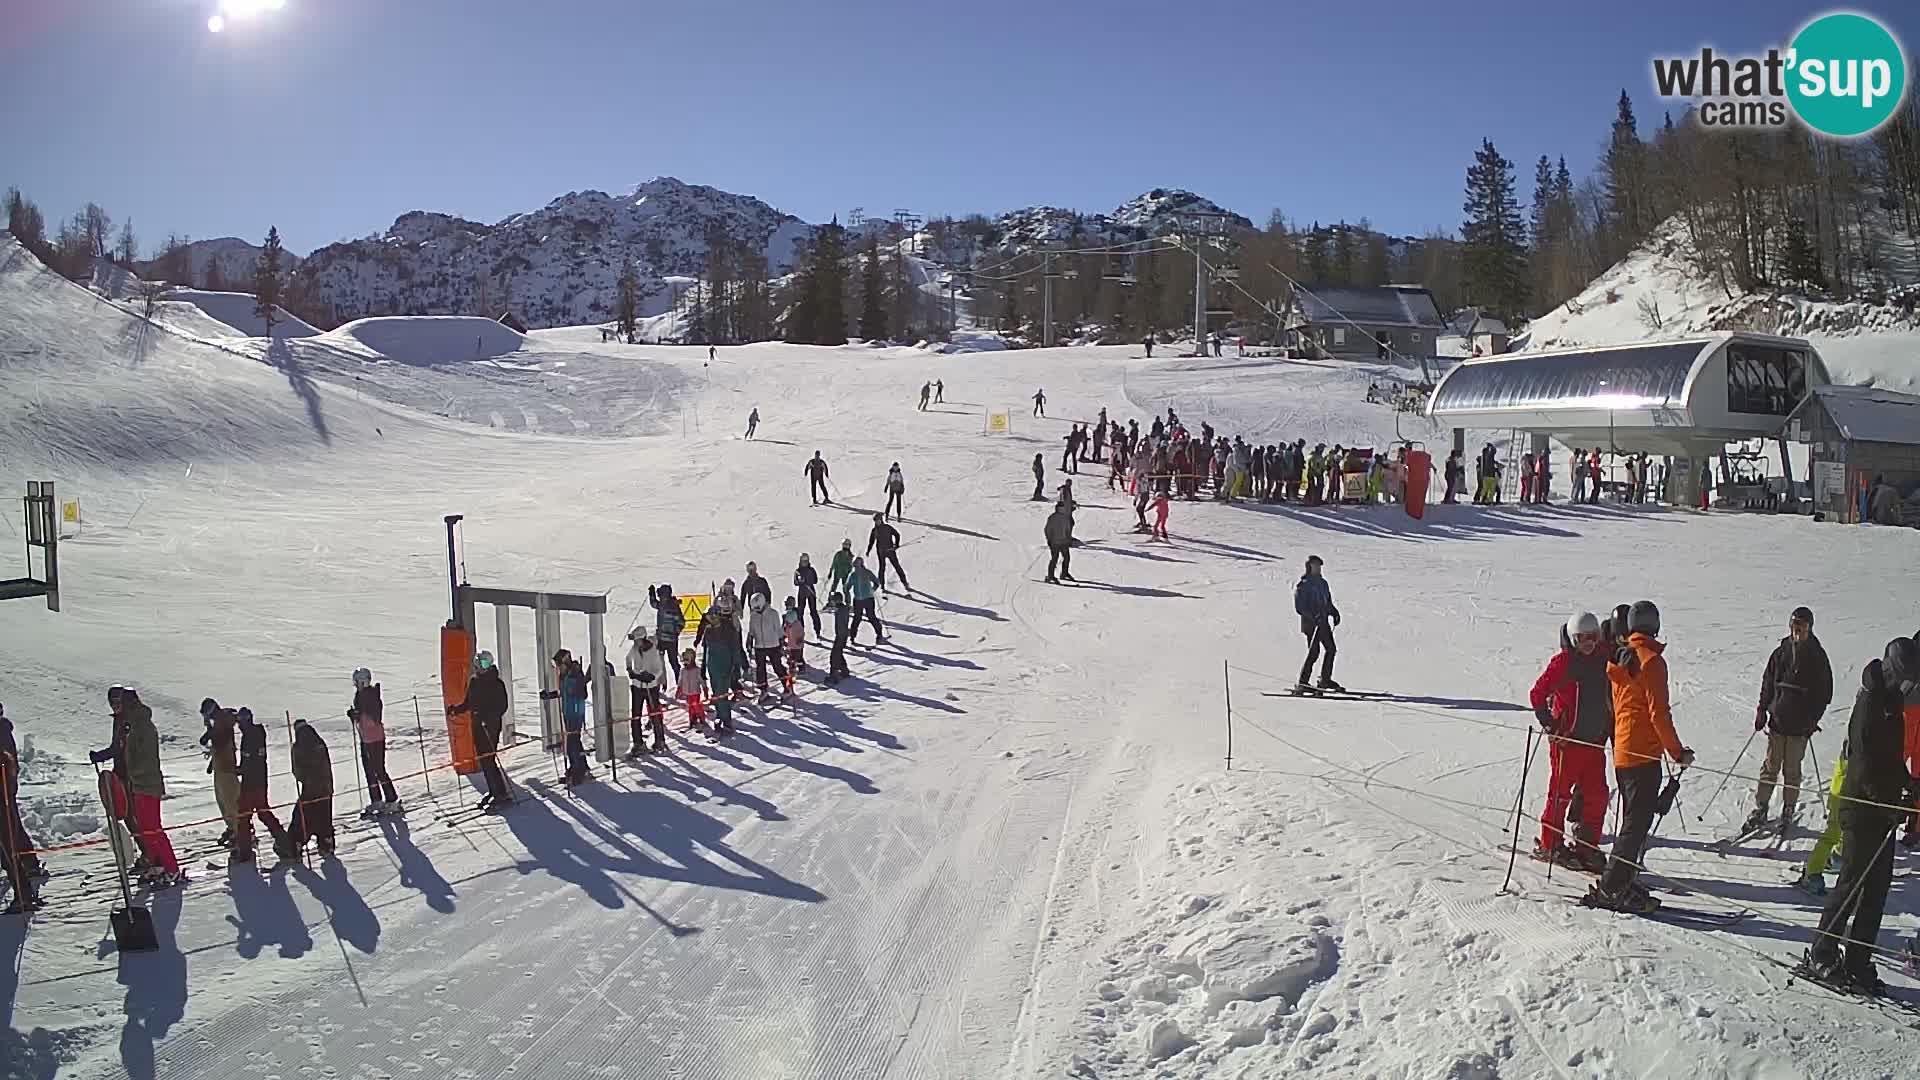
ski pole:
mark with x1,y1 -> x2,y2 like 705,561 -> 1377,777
1501,727 -> 1540,894
1807,739 -> 1824,807
413,695 -> 432,800
1696,728 -> 1758,822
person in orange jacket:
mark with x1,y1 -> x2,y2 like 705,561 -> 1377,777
1587,600 -> 1694,912
1529,613 -> 1612,871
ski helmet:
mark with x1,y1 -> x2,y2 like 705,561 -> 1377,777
107,685 -> 126,705
657,583 -> 673,596
841,538 -> 852,550
1884,636 -> 1919,694
715,593 -> 736,615
799,553 -> 811,566
474,650 -> 495,671
746,561 -> 758,575
352,667 -> 373,688
873,512 -> 884,522
1567,612 -> 1601,640
237,707 -> 254,724
1627,600 -> 1661,637
1790,606 -> 1814,627
749,593 -> 767,612
628,626 -> 646,641
199,697 -> 219,718
682,648 -> 696,663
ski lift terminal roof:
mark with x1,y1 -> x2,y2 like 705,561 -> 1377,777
1426,332 -> 1834,455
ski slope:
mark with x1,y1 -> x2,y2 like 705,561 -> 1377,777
3,235 -> 1919,1079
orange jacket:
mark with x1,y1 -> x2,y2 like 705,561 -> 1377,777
1608,633 -> 1686,769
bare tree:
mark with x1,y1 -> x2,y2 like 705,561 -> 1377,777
135,278 -> 175,323
83,203 -> 112,258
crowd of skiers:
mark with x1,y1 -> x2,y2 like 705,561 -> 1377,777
1525,600 -> 1920,991
1441,444 -> 1666,506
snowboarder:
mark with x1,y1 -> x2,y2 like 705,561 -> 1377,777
806,452 -> 831,505
228,705 -> 287,863
1033,388 -> 1046,417
867,513 -> 909,591
1804,637 -> 1918,992
349,669 -> 400,817
1043,503 -> 1075,584
884,463 -> 906,521
281,719 -> 335,860
744,592 -> 790,695
1293,556 -> 1342,693
828,539 -> 855,597
934,379 -> 944,403
541,650 -> 591,785
824,591 -> 852,683
677,649 -> 707,731
1031,454 -> 1047,501
624,628 -> 669,756
1529,613 -> 1612,871
742,561 -> 772,606
744,408 -> 760,440
701,594 -> 747,735
650,584 -> 687,662
1745,605 -> 1833,834
450,651 -> 513,811
846,558 -> 885,643
0,702 -> 45,912
1586,601 -> 1694,913
794,553 -> 821,636
1151,491 -> 1170,541
918,382 -> 932,411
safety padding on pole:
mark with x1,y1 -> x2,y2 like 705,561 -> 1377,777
1405,449 -> 1431,520
441,623 -> 478,774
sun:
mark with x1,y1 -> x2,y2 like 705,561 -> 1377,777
207,0 -> 287,32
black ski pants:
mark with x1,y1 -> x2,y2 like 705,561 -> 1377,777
798,588 -> 820,635
1600,763 -> 1662,893
361,741 -> 398,804
849,598 -> 884,641
1811,816 -> 1898,976
1299,619 -> 1336,684
810,475 -> 829,504
629,685 -> 666,750
1046,543 -> 1071,579
474,722 -> 509,803
753,647 -> 789,689
875,549 -> 908,590
885,491 -> 904,519
1032,475 -> 1045,500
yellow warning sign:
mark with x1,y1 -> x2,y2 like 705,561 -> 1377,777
985,411 -> 1011,434
61,500 -> 79,523
679,593 -> 711,630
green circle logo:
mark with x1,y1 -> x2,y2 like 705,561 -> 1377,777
1787,13 -> 1907,138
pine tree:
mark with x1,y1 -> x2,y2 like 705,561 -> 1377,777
1330,223 -> 1355,286
1359,219 -> 1390,286
1302,224 -> 1330,283
1603,90 -> 1648,255
616,255 -> 639,343
1461,139 -> 1529,322
254,226 -> 284,336
115,220 -> 137,266
812,220 -> 848,346
1781,219 -> 1825,290
859,235 -> 887,339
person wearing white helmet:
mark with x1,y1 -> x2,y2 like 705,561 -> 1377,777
349,668 -> 401,817
1528,612 -> 1612,872
744,591 -> 789,698
450,650 -> 512,810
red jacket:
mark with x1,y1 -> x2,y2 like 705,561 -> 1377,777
1530,647 -> 1612,747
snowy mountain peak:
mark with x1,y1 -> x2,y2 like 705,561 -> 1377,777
1109,188 -> 1250,232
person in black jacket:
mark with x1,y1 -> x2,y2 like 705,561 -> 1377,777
233,707 -> 287,862
793,554 -> 821,636
1804,637 -> 1918,992
1746,605 -> 1834,833
450,651 -> 513,811
805,452 -> 831,505
866,514 -> 909,592
1031,454 -> 1046,502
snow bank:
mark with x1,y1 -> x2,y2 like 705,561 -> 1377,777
167,287 -> 320,338
321,315 -> 526,365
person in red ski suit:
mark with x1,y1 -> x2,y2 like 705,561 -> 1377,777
1529,612 -> 1612,870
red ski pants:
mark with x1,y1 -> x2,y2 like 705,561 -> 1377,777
130,793 -> 179,875
1539,740 -> 1608,854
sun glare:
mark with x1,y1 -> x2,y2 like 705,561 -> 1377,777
208,0 -> 287,31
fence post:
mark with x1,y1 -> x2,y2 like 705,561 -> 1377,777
413,695 -> 433,800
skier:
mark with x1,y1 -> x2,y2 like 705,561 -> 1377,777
782,596 -> 807,684
1529,613 -> 1612,871
744,592 -> 790,697
90,687 -> 180,884
349,669 -> 400,817
1043,502 -> 1075,584
1570,447 -> 1587,502
279,719 -> 335,860
1519,452 -> 1535,503
677,648 -> 708,731
1031,453 -> 1046,501
229,705 -> 287,863
709,344 -> 717,363
846,557 -> 885,643
1151,491 -> 1171,541
542,650 -> 591,785
649,584 -> 687,662
1442,449 -> 1464,504
624,627 -> 669,756
1745,605 -> 1833,835
884,463 -> 906,521
702,594 -> 747,736
1534,449 -> 1551,504
1033,388 -> 1046,417
744,407 -> 760,440
828,538 -> 855,597
824,590 -> 852,684
1,701 -> 45,912
1586,601 -> 1694,913
918,382 -> 931,411
867,513 -> 909,592
450,651 -> 513,811
806,452 -> 831,505
1293,555 -> 1343,694
742,561 -> 772,606
1803,637 -> 1918,992
1327,445 -> 1345,507
200,698 -> 240,844
794,553 -> 821,636
1061,428 -> 1080,474
1305,445 -> 1326,506
935,379 -> 944,403
1143,334 -> 1154,358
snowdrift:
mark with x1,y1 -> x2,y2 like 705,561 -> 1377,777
321,315 -> 526,365
165,287 -> 320,338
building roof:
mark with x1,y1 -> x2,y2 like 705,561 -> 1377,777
1292,285 -> 1446,330
1428,339 -> 1711,413
1450,306 -> 1511,336
1812,384 -> 1920,445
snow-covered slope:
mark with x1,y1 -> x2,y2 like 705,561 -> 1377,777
6,229 -> 1919,1080
296,177 -> 810,330
156,287 -> 320,339
1523,221 -> 1920,394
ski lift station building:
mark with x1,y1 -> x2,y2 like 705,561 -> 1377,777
1426,332 -> 1834,506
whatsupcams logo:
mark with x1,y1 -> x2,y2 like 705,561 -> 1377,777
1651,12 -> 1908,137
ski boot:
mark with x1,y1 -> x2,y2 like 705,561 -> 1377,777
21,855 -> 49,883
2,891 -> 45,915
316,837 -> 336,859
1044,574 -> 1058,584
1315,677 -> 1347,694
360,802 -> 383,821
1776,813 -> 1797,840
1740,807 -> 1767,834
1581,878 -> 1659,914
1790,869 -> 1827,896
1292,681 -> 1322,697
272,835 -> 300,862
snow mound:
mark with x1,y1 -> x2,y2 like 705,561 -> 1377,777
167,287 -> 320,338
321,315 -> 526,365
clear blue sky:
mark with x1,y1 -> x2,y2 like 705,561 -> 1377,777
3,0 -> 1914,255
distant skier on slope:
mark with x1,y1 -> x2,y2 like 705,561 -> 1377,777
1043,502 -> 1075,584
1033,388 -> 1046,417
794,553 -> 821,636
1031,453 -> 1047,501
744,407 -> 760,440
884,463 -> 906,521
1293,556 -> 1342,694
934,379 -> 944,403
918,382 -> 932,411
806,451 -> 831,505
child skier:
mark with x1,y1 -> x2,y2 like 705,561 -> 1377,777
825,591 -> 852,684
678,648 -> 707,731
349,668 -> 400,817
782,596 -> 807,689
1151,491 -> 1171,541
542,650 -> 591,785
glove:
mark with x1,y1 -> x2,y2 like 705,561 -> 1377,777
88,748 -> 111,764
1533,705 -> 1554,730
538,689 -> 558,701
1754,707 -> 1767,732
1331,610 -> 1341,627
1676,747 -> 1696,767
